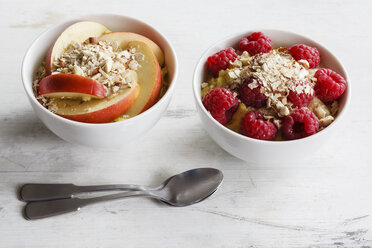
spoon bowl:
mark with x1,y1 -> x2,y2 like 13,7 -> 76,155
159,168 -> 223,206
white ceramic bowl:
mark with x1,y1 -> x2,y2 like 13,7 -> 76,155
22,14 -> 178,147
193,30 -> 351,164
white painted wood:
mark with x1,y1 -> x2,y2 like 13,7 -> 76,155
0,0 -> 371,247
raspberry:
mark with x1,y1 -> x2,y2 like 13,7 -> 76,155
239,32 -> 273,56
282,108 -> 319,140
314,68 -> 346,102
288,81 -> 315,108
239,78 -> 267,108
241,111 -> 277,140
202,88 -> 239,125
289,44 -> 320,69
206,48 -> 238,77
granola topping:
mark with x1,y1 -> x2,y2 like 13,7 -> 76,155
52,41 -> 141,96
236,49 -> 316,116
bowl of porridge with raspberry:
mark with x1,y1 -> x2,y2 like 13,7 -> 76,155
22,14 -> 178,147
193,30 -> 350,163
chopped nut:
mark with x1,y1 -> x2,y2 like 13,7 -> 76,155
201,82 -> 209,88
73,65 -> 84,76
104,58 -> 113,73
248,79 -> 259,89
227,69 -> 241,79
229,59 -> 242,68
120,50 -> 131,59
228,70 -> 237,79
112,86 -> 120,92
275,101 -> 290,117
319,116 -> 334,127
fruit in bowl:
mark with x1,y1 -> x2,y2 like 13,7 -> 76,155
193,30 -> 350,163
200,32 -> 347,141
22,14 -> 178,147
33,21 -> 166,123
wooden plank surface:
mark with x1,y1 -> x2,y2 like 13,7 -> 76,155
0,0 -> 371,247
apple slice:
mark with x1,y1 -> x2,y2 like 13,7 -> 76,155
98,32 -> 165,66
123,41 -> 162,117
38,74 -> 107,100
51,83 -> 140,123
46,21 -> 110,75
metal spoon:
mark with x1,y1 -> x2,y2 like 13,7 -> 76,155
23,168 -> 223,220
21,183 -> 157,202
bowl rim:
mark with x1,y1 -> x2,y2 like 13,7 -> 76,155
21,13 -> 179,127
193,29 -> 351,145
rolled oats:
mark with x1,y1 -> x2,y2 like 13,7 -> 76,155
234,49 -> 316,116
52,40 -> 140,97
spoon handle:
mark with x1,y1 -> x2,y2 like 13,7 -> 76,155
24,191 -> 153,220
20,183 -> 152,202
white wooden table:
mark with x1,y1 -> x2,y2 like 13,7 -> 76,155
1,0 -> 371,247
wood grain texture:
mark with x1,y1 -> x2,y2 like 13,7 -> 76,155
1,0 -> 372,247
